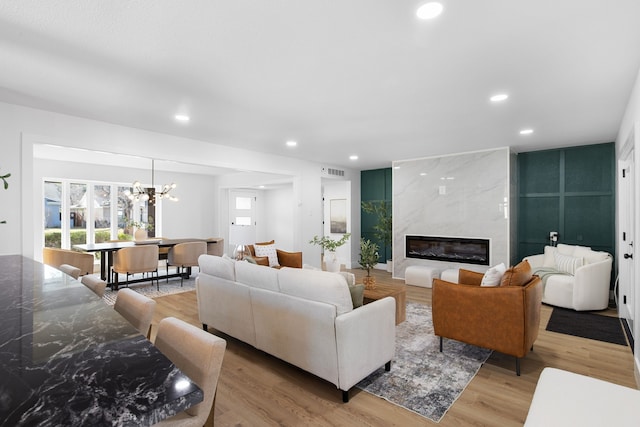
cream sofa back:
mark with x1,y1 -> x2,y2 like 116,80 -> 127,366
235,259 -> 280,292
278,267 -> 353,315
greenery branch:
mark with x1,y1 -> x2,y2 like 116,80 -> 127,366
361,200 -> 392,247
309,233 -> 351,252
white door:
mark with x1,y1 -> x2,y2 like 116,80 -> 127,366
618,151 -> 635,333
229,190 -> 256,248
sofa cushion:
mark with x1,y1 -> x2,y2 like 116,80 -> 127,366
235,260 -> 280,292
554,252 -> 583,275
277,268 -> 353,315
348,283 -> 365,308
254,242 -> 280,267
481,263 -> 506,287
198,254 -> 235,281
542,245 -> 558,268
500,259 -> 533,287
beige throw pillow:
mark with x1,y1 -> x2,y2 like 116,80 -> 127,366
480,263 -> 507,287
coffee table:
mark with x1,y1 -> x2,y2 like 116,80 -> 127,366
363,283 -> 407,325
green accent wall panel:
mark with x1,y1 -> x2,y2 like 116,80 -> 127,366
361,168 -> 392,262
517,143 -> 615,281
564,195 -> 614,250
519,150 -> 561,194
564,144 -> 614,193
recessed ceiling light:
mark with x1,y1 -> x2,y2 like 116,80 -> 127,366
286,140 -> 297,147
420,172 -> 427,176
490,94 -> 509,102
416,2 -> 443,20
349,155 -> 359,160
520,129 -> 534,135
175,114 -> 190,122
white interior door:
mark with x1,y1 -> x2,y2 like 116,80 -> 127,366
229,190 -> 256,249
619,151 -> 635,334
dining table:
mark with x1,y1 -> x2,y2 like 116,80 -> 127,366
73,237 -> 223,285
0,255 -> 203,426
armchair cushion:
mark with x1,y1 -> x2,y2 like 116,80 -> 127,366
254,242 -> 280,267
481,263 -> 506,287
500,259 -> 533,287
248,241 -> 302,269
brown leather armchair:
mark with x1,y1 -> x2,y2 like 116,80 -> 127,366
432,261 -> 542,375
247,241 -> 303,268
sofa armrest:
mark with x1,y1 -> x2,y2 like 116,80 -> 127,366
524,254 -> 545,269
277,249 -> 302,268
572,257 -> 613,310
335,297 -> 396,391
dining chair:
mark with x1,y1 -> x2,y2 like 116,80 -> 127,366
166,242 -> 207,286
114,288 -> 156,339
153,317 -> 226,427
81,275 -> 107,297
112,245 -> 160,290
59,263 -> 81,279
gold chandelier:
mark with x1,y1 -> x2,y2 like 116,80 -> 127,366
125,159 -> 178,204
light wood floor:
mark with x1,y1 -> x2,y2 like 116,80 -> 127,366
150,268 -> 637,426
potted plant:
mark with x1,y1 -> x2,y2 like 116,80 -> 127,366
126,219 -> 154,241
1,168 -> 9,224
359,239 -> 379,289
309,233 -> 351,272
361,200 -> 392,272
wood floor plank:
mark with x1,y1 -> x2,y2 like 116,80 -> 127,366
150,268 -> 637,426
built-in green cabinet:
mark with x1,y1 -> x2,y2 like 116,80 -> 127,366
517,143 -> 615,264
361,168 -> 392,262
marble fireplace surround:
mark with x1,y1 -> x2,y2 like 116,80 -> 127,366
393,147 -> 515,279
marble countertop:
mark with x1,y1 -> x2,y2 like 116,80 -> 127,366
0,255 -> 203,426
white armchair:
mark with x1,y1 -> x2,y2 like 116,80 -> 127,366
524,244 -> 612,311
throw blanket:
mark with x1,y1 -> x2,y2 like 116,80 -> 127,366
532,267 -> 572,287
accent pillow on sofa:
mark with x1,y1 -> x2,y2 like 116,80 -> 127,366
500,259 -> 533,287
254,242 -> 280,267
481,263 -> 507,287
348,283 -> 365,308
554,252 -> 583,275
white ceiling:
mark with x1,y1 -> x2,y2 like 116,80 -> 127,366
2,1 -> 640,170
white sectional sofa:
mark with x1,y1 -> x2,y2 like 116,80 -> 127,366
196,254 -> 396,402
524,244 -> 612,311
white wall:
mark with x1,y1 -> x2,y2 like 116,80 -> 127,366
321,179 -> 352,269
615,66 -> 640,385
0,101 -> 359,263
262,186 -> 295,252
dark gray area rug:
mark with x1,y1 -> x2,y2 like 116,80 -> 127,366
546,307 -> 628,346
357,302 -> 492,423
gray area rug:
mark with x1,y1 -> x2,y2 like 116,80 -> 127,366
100,274 -> 196,305
357,302 -> 492,423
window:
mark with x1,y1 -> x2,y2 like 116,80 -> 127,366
42,179 -> 159,249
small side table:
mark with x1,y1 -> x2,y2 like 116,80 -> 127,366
363,283 -> 407,325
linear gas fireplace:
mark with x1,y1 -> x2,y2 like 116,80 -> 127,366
405,235 -> 490,266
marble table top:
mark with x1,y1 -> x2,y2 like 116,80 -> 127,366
0,255 -> 203,426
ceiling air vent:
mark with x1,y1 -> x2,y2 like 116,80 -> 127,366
322,167 -> 345,177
